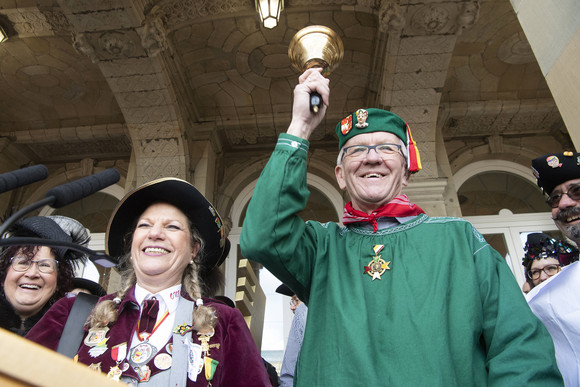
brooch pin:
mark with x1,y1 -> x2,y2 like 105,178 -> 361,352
363,244 -> 390,281
173,323 -> 194,336
341,115 -> 353,135
355,109 -> 369,128
546,155 -> 562,168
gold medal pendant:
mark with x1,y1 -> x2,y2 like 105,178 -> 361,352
363,245 -> 391,280
107,365 -> 123,381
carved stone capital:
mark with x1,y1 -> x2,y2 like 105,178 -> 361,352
99,31 -> 137,58
379,2 -> 405,33
72,32 -> 99,63
137,17 -> 169,57
455,0 -> 480,35
411,4 -> 450,35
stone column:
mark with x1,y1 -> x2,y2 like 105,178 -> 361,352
374,1 -> 479,216
511,0 -> 580,148
57,0 -> 192,187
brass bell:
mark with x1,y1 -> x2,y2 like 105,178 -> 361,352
288,25 -> 344,112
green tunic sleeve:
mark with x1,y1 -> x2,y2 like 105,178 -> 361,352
240,133 -> 316,303
471,234 -> 563,385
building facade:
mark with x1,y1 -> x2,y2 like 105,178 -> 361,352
1,0 -> 578,345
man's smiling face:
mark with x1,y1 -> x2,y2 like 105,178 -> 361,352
335,132 -> 408,213
551,178 -> 580,243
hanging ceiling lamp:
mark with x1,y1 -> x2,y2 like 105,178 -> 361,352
255,0 -> 284,29
0,15 -> 12,43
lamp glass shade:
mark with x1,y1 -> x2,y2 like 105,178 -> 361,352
256,0 -> 284,29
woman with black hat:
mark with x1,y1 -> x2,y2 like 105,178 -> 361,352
522,232 -> 578,292
27,178 -> 271,386
0,216 -> 86,336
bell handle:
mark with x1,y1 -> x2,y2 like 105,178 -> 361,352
310,92 -> 322,113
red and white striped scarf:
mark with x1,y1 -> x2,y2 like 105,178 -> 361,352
342,194 -> 425,232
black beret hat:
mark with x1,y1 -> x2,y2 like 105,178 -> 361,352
275,283 -> 295,297
10,216 -> 72,260
106,178 -> 230,273
532,152 -> 580,195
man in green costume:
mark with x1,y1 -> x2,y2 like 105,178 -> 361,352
241,68 -> 562,386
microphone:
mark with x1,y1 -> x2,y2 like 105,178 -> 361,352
45,168 -> 121,208
0,168 -> 121,237
0,164 -> 48,194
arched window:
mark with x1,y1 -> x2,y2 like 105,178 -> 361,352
455,162 -> 564,286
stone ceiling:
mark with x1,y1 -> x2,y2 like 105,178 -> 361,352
0,0 -> 572,181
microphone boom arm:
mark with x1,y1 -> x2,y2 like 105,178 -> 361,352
0,197 -> 55,237
0,237 -> 117,267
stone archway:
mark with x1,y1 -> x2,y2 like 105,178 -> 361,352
454,160 -> 558,286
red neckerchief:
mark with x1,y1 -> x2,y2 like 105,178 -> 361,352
342,194 -> 425,232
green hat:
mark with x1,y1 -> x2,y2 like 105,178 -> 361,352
335,108 -> 422,173
531,152 -> 580,195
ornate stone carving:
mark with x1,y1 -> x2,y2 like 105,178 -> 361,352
379,1 -> 405,33
72,33 -> 99,63
136,137 -> 186,180
156,0 -> 250,27
411,5 -> 450,35
455,0 -> 480,35
5,8 -> 54,38
355,0 -> 377,9
289,0 -> 355,5
41,8 -> 73,35
99,31 -> 137,58
138,17 -> 169,57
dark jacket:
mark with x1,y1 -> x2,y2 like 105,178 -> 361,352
0,293 -> 50,336
26,287 -> 271,386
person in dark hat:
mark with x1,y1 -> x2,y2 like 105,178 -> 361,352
529,153 -> 580,385
275,284 -> 303,314
27,178 -> 271,386
532,152 -> 580,245
522,232 -> 578,291
0,216 -> 85,336
275,284 -> 307,387
241,68 -> 563,385
46,215 -> 108,299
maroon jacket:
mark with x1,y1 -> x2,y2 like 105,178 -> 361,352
26,288 -> 271,386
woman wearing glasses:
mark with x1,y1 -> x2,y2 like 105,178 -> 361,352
0,216 -> 86,336
522,232 -> 578,292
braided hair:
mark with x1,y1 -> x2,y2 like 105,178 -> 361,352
87,213 -> 217,334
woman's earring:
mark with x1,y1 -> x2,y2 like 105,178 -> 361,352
190,260 -> 194,265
